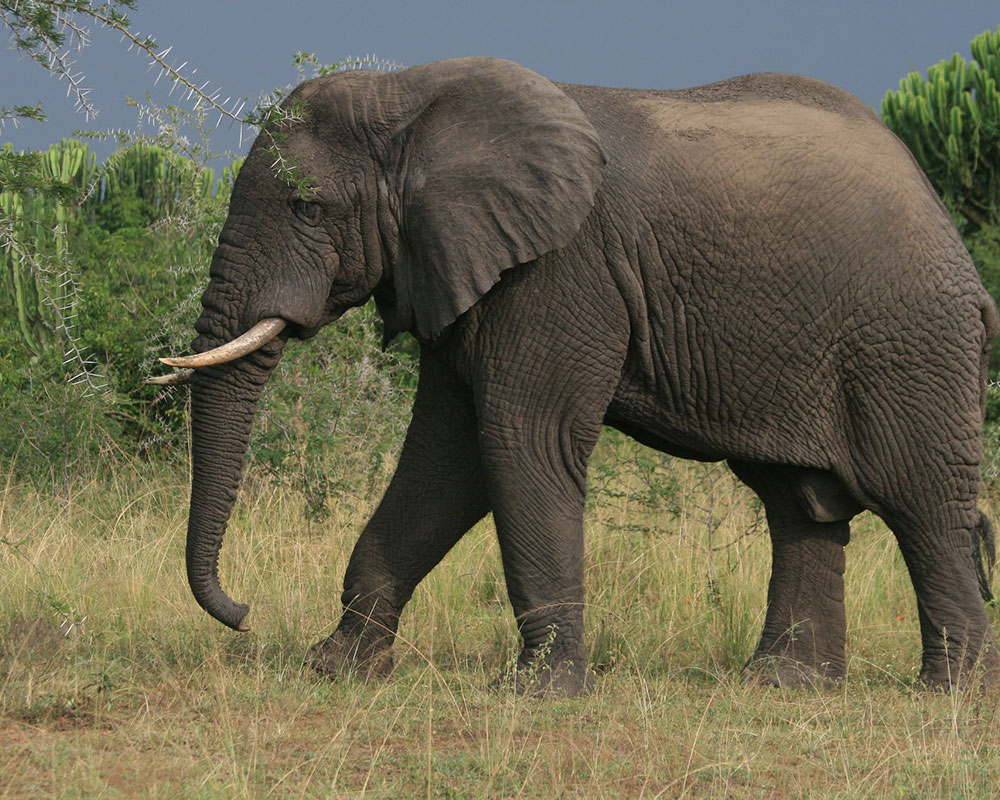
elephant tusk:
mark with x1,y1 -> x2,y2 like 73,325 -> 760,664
159,317 -> 287,368
145,368 -> 195,386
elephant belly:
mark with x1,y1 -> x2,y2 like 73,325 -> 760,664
604,352 -> 837,469
603,391 -> 730,463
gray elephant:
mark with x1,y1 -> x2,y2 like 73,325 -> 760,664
159,58 -> 999,695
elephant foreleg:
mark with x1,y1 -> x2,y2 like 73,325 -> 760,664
476,352 -> 620,696
307,357 -> 490,679
478,414 -> 599,696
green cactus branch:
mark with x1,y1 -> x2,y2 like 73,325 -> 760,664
1,137 -> 237,384
1,139 -> 95,355
882,26 -> 1000,231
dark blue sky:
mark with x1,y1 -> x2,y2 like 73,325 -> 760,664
3,1 -> 999,163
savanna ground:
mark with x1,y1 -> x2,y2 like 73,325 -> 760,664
3,429 -> 1000,799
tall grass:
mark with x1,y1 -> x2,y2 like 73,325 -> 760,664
2,436 -> 999,798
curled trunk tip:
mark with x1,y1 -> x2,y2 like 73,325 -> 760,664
186,550 -> 253,632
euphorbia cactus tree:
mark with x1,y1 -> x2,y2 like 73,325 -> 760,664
882,26 -> 1000,230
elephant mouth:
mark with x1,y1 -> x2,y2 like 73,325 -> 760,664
151,317 -> 288,383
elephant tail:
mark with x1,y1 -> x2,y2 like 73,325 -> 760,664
973,511 -> 996,603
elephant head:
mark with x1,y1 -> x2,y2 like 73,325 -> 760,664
169,58 -> 605,631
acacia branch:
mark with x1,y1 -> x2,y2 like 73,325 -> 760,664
0,0 -> 99,118
45,0 -> 245,124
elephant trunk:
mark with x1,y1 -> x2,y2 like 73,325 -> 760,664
185,327 -> 286,631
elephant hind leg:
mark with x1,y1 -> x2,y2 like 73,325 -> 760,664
845,427 -> 998,687
840,335 -> 999,688
729,461 -> 855,688
875,499 -> 998,690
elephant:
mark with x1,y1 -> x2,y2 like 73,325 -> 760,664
157,57 -> 1000,696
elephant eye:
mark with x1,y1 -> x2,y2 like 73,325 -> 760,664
292,197 -> 324,226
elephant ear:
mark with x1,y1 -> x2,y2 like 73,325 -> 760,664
384,58 -> 605,340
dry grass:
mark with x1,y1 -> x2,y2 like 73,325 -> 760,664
2,435 -> 1000,798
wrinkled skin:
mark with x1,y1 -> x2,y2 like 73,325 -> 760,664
181,58 -> 1000,696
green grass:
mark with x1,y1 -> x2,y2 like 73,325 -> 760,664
2,436 -> 1000,798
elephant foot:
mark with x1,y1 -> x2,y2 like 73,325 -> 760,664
741,653 -> 845,689
495,646 -> 594,697
742,611 -> 847,689
305,630 -> 395,681
915,648 -> 1000,692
